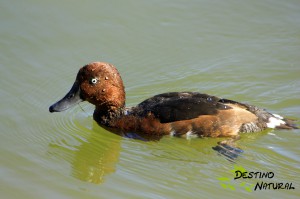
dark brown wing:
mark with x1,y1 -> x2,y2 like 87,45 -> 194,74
135,92 -> 232,123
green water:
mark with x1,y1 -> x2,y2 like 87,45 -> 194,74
1,0 -> 300,198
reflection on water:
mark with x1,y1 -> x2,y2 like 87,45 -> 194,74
71,133 -> 120,184
48,122 -> 121,184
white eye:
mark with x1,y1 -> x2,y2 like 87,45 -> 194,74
90,78 -> 98,85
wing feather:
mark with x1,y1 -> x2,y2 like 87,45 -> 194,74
135,92 -> 231,123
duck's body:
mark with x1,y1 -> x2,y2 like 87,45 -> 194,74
49,62 -> 297,139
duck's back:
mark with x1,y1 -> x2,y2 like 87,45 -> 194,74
124,92 -> 296,138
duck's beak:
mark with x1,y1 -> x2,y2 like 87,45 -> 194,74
49,81 -> 83,113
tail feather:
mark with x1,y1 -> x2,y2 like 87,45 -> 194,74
220,98 -> 298,131
242,103 -> 297,130
265,113 -> 298,129
277,118 -> 298,129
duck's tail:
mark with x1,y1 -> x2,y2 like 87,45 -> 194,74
272,116 -> 298,129
246,105 -> 298,130
220,98 -> 298,131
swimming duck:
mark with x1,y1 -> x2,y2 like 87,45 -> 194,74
49,62 -> 297,140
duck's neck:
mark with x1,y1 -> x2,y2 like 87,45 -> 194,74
92,77 -> 126,127
93,105 -> 125,127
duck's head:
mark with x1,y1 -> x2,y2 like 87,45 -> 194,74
49,62 -> 125,113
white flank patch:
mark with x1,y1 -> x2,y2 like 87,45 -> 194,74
267,117 -> 285,128
124,110 -> 129,115
170,130 -> 176,137
186,130 -> 198,139
272,113 -> 284,119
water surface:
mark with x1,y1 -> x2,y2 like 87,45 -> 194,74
1,0 -> 300,198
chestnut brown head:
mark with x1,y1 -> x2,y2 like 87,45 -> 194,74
49,62 -> 125,112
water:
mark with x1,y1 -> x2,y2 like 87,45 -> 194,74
1,0 -> 300,198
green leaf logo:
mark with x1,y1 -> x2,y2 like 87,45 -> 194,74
217,165 -> 254,192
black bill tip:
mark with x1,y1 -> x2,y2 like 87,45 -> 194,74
49,105 -> 57,113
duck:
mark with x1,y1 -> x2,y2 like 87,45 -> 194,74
49,62 -> 297,140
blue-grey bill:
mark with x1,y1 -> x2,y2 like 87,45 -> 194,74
49,81 -> 83,112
